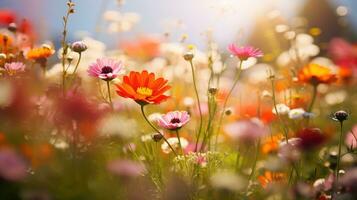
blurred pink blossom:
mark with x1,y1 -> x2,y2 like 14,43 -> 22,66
107,159 -> 145,178
345,126 -> 357,149
224,118 -> 268,143
0,149 -> 28,182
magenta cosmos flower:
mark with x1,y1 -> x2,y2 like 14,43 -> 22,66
4,62 -> 26,75
88,58 -> 124,81
157,111 -> 190,130
228,43 -> 263,60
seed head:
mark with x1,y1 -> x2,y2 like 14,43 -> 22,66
332,110 -> 349,122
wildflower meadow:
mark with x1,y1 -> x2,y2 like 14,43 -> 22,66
0,0 -> 356,199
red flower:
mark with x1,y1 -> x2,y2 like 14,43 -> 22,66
297,128 -> 326,150
0,9 -> 16,25
116,70 -> 170,105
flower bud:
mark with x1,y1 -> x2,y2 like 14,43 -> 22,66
0,53 -> 6,60
225,108 -> 232,116
7,23 -> 17,32
208,87 -> 218,95
71,41 -> 87,53
183,51 -> 194,61
332,110 -> 349,122
152,133 -> 163,142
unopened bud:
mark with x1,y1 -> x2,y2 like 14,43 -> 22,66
0,53 -> 6,60
152,133 -> 163,142
332,110 -> 349,122
183,51 -> 194,61
8,23 -> 17,32
71,41 -> 87,53
225,108 -> 232,116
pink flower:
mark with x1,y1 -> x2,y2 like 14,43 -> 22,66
228,43 -> 263,60
224,118 -> 268,143
0,149 -> 28,182
157,111 -> 190,130
4,62 -> 26,75
88,58 -> 124,81
107,159 -> 145,178
345,126 -> 357,149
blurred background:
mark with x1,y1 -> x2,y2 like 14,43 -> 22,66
1,0 -> 357,49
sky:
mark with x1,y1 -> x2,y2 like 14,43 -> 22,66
1,0 -> 356,48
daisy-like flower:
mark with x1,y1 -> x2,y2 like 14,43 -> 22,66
157,111 -> 190,130
87,58 -> 124,81
258,171 -> 286,188
272,103 -> 290,115
161,137 -> 189,154
288,108 -> 306,119
228,43 -> 263,61
116,70 -> 171,105
298,63 -> 336,85
4,62 -> 26,75
26,45 -> 54,61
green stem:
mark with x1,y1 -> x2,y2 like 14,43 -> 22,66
235,150 -> 241,172
175,129 -> 183,155
71,52 -> 82,75
189,60 -> 203,152
248,140 -> 260,181
61,3 -> 72,96
307,85 -> 317,113
67,53 -> 82,87
140,105 -> 177,156
214,61 -> 243,148
106,81 -> 113,110
271,78 -> 289,143
336,122 -> 344,184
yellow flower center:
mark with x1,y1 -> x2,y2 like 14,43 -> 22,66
136,87 -> 153,97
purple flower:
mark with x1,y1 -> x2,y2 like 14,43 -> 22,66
0,149 -> 28,182
88,58 -> 124,81
228,43 -> 263,61
224,118 -> 268,143
4,62 -> 26,75
157,111 -> 190,130
107,159 -> 146,178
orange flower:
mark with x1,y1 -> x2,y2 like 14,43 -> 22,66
26,45 -> 54,61
261,134 -> 283,154
338,66 -> 353,83
0,33 -> 13,52
258,171 -> 286,188
116,70 -> 171,105
120,36 -> 160,61
298,63 -> 336,85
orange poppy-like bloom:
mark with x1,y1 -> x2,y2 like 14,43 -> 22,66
26,45 -> 54,61
338,66 -> 353,83
261,134 -> 283,154
258,171 -> 286,188
298,63 -> 337,85
116,70 -> 171,105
